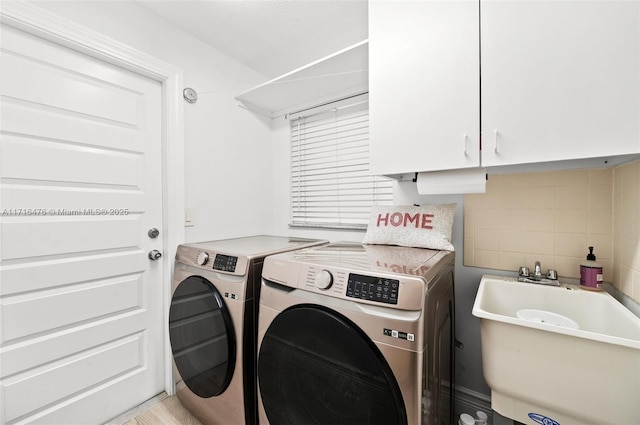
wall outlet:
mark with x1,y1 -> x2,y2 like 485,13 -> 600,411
185,208 -> 195,227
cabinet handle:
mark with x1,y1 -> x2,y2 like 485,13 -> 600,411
464,134 -> 469,157
493,130 -> 499,154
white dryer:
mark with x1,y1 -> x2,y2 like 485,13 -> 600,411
169,236 -> 327,425
257,242 -> 455,425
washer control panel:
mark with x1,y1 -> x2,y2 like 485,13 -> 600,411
213,254 -> 238,272
264,259 -> 426,311
346,273 -> 399,305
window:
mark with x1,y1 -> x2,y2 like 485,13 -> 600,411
289,94 -> 393,229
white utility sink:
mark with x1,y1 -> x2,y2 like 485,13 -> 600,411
472,275 -> 640,425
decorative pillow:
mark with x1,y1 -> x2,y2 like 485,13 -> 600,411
362,204 -> 456,251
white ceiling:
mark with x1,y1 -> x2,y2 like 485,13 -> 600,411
134,0 -> 369,79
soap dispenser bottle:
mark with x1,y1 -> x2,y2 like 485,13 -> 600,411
580,246 -> 603,291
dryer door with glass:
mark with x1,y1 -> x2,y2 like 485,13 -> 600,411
169,275 -> 236,398
258,304 -> 407,425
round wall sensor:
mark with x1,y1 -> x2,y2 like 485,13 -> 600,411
183,87 -> 198,103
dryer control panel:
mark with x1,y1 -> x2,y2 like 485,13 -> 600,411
346,274 -> 399,305
176,245 -> 249,277
213,254 -> 238,272
194,250 -> 238,272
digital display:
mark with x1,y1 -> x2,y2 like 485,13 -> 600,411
212,254 -> 238,272
346,273 -> 399,305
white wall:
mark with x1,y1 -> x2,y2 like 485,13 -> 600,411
31,0 -> 274,243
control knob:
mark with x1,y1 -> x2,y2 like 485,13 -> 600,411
315,270 -> 333,290
196,252 -> 209,266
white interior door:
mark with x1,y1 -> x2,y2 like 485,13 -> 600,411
0,23 -> 165,424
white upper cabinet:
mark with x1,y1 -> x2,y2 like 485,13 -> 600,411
369,0 -> 480,177
481,0 -> 640,167
369,0 -> 640,176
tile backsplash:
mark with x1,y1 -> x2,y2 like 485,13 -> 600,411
613,160 -> 640,302
464,160 -> 640,302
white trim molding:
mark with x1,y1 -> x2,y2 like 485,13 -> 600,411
0,0 -> 185,396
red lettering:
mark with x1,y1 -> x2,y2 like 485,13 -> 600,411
376,261 -> 430,275
376,211 -> 435,229
390,263 -> 403,273
377,213 -> 390,226
404,213 -> 420,228
422,213 -> 434,229
390,212 -> 403,226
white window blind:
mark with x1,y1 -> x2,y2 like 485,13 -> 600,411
290,94 -> 394,229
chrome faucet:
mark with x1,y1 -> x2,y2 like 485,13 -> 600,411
517,261 -> 560,286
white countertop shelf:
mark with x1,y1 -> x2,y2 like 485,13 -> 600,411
234,40 -> 368,118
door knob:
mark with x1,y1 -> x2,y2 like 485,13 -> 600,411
148,228 -> 160,238
148,250 -> 162,261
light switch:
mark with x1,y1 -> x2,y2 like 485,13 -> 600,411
185,208 -> 195,227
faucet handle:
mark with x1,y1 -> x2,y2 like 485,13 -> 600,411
518,266 -> 530,277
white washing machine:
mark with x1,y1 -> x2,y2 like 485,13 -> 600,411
257,242 -> 455,425
169,236 -> 327,425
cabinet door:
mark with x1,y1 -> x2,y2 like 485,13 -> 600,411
369,0 -> 480,176
481,1 -> 640,167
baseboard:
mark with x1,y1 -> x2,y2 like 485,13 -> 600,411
104,392 -> 169,425
454,385 -> 492,422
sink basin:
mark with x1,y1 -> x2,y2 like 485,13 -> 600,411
515,309 -> 579,329
472,275 -> 640,425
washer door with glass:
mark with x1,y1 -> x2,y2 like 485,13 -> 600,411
258,304 -> 407,425
169,275 -> 236,398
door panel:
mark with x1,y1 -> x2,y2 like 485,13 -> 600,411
1,53 -> 140,126
0,23 -> 164,424
1,310 -> 146,377
0,251 -> 146,294
1,99 -> 143,148
2,274 -> 142,340
0,28 -> 142,127
2,217 -> 140,259
1,136 -> 142,185
4,334 -> 144,421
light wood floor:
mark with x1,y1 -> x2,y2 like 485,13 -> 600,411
122,395 -> 204,425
